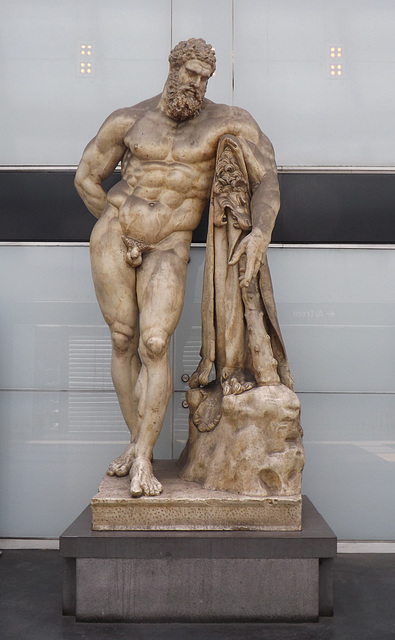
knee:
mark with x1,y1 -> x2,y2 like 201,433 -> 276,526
141,329 -> 169,359
111,329 -> 134,353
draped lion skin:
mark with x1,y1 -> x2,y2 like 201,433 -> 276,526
75,38 -> 285,498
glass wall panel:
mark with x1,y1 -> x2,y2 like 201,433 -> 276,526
1,0 -> 172,165
0,389 -> 128,537
2,244 -> 393,538
3,1 -> 395,166
234,0 -> 395,165
0,245 -> 172,537
268,247 -> 395,394
172,0 -> 233,105
1,0 -> 395,542
300,392 -> 395,540
0,383 -> 171,537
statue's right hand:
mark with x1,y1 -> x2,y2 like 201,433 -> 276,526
229,228 -> 268,288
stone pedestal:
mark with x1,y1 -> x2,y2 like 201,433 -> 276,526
60,494 -> 336,622
91,460 -> 302,532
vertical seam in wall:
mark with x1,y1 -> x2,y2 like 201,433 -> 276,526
232,0 -> 235,104
169,393 -> 175,459
170,0 -> 173,48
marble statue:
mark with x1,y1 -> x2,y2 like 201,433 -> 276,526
75,38 -> 304,500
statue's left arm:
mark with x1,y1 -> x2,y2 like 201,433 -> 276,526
228,121 -> 280,287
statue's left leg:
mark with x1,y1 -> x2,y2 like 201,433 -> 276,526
129,237 -> 190,497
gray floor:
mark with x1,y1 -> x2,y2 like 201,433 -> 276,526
0,550 -> 394,640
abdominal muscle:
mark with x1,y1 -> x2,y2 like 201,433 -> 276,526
105,151 -> 215,247
107,183 -> 208,247
98,149 -> 215,271
118,194 -> 176,245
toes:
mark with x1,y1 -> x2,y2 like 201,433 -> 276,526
141,477 -> 162,496
107,448 -> 135,477
149,481 -> 162,496
115,463 -> 130,477
107,461 -> 129,477
107,461 -> 122,475
129,464 -> 163,498
130,476 -> 143,498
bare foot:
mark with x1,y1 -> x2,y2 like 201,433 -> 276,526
130,457 -> 163,497
107,443 -> 135,477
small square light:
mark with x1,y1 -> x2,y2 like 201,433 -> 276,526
80,61 -> 93,75
80,43 -> 93,56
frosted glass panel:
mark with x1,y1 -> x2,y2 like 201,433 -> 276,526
1,0 -> 171,165
234,0 -> 395,165
300,393 -> 395,540
0,245 -> 173,537
281,326 -> 395,393
268,247 -> 395,393
172,0 -> 233,105
2,0 -> 395,165
1,244 -> 395,538
0,386 -> 172,537
0,389 -> 127,537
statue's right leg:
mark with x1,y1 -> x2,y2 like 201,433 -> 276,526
90,211 -> 140,476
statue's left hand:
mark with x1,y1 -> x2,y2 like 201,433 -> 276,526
228,228 -> 268,288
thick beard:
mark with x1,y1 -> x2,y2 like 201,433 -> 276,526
165,73 -> 204,121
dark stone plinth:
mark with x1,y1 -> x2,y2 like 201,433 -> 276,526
60,496 -> 336,622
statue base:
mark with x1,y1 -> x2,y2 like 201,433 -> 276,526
60,494 -> 336,622
91,460 -> 302,531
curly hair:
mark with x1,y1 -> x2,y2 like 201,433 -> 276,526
168,38 -> 216,75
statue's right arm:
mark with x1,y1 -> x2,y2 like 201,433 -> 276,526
74,109 -> 135,218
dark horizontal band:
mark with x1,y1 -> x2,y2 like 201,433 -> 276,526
1,170 -> 394,243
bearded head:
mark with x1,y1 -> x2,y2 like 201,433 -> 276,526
164,38 -> 216,121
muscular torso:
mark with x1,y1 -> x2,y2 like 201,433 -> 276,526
105,101 -> 252,245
